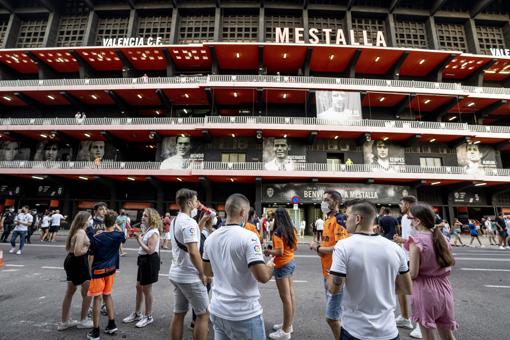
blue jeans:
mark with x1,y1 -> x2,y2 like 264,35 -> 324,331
11,230 -> 27,250
324,278 -> 343,320
210,314 -> 266,340
340,328 -> 400,340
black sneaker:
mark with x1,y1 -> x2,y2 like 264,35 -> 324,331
87,328 -> 100,340
105,321 -> 118,335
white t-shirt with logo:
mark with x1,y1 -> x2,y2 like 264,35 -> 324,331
203,225 -> 265,321
41,215 -> 51,228
138,228 -> 160,255
13,213 -> 34,232
168,212 -> 201,283
330,234 -> 408,340
50,213 -> 64,226
400,214 -> 414,257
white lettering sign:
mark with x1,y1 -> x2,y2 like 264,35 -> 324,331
490,48 -> 510,57
275,27 -> 387,47
102,37 -> 163,47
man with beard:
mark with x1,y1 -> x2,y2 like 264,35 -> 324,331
265,138 -> 294,171
160,136 -> 192,170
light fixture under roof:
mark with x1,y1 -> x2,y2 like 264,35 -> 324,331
230,178 -> 234,182
127,177 -> 135,181
235,52 -> 240,58
475,182 -> 487,187
283,93 -> 288,99
374,56 -> 380,62
419,59 -> 426,65
283,134 -> 287,138
329,55 -> 335,60
79,176 -> 88,181
47,95 -> 55,100
91,94 -> 98,100
473,140 -> 481,144
231,133 -> 235,138
181,133 -> 185,138
183,108 -> 188,114
283,53 -> 288,59
137,94 -> 143,99
429,138 -> 436,143
177,177 -> 182,182
84,133 -> 91,138
383,136 -> 389,141
233,92 -> 238,98
334,135 -> 339,140
448,116 -> 457,121
424,99 -> 431,104
40,134 -> 48,138
379,97 -> 385,102
431,181 -> 441,186
467,102 -> 475,107
184,93 -> 190,99
32,176 -> 45,180
3,96 -> 12,101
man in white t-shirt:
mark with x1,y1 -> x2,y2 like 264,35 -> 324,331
9,205 -> 33,255
48,209 -> 65,242
203,193 -> 274,340
315,217 -> 324,241
393,195 -> 421,338
328,201 -> 412,340
169,188 -> 209,340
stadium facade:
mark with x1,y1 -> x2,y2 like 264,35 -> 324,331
1,0 -> 510,226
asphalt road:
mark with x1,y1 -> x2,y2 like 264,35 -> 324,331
1,236 -> 509,340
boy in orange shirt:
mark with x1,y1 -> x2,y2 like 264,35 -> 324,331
310,190 -> 349,340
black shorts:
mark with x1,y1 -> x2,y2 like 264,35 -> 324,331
137,253 -> 160,286
499,231 -> 508,238
64,253 -> 91,286
49,225 -> 59,233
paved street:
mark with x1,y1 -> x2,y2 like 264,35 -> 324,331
1,234 -> 509,340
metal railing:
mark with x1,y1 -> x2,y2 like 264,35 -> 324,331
2,160 -> 510,178
4,115 -> 510,135
1,75 -> 510,98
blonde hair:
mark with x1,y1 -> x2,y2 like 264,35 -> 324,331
144,208 -> 163,233
66,211 -> 91,252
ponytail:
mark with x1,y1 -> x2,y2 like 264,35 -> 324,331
432,226 -> 455,268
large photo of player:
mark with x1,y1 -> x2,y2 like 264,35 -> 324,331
316,91 -> 362,122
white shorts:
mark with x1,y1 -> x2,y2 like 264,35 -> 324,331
164,232 -> 171,240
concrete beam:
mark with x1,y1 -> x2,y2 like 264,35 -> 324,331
59,91 -> 84,111
431,0 -> 447,16
427,53 -> 457,83
395,94 -> 415,118
306,131 -> 317,145
26,51 -> 58,79
37,0 -> 54,11
115,49 -> 136,77
100,131 -> 127,151
465,58 -> 496,87
69,50 -> 97,79
470,0 -> 495,18
14,92 -> 42,111
156,89 -> 172,111
347,48 -> 362,78
478,99 -> 507,118
389,0 -> 401,13
447,136 -> 471,149
401,134 -> 422,147
106,90 -> 128,112
0,0 -> 13,12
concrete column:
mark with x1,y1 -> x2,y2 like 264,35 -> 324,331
127,8 -> 138,38
258,7 -> 265,43
83,11 -> 98,46
214,7 -> 221,42
43,12 -> 60,47
465,18 -> 481,54
386,13 -> 397,47
169,8 -> 179,44
426,16 -> 439,50
345,10 -> 353,44
2,14 -> 20,48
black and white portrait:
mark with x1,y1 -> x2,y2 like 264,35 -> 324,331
363,140 -> 405,170
76,141 -> 116,161
263,137 -> 306,171
456,142 -> 497,175
159,136 -> 203,170
0,141 -> 31,161
34,142 -> 73,162
316,91 -> 362,122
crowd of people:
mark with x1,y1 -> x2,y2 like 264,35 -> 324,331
5,188 -> 495,339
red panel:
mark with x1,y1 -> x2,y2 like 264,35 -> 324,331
309,46 -> 356,73
263,45 -> 308,73
33,50 -> 79,73
399,51 -> 454,78
443,56 -> 492,80
369,133 -> 415,142
77,49 -> 123,71
115,89 -> 161,106
67,90 -> 116,105
122,48 -> 167,71
484,59 -> 510,82
163,88 -> 209,105
213,88 -> 256,105
447,97 -> 499,114
0,51 -> 38,73
166,46 -> 212,70
63,131 -> 106,141
108,131 -> 154,143
408,95 -> 455,112
23,91 -> 70,106
262,89 -> 306,104
213,44 -> 259,71
491,101 -> 510,116
362,93 -> 406,107
0,92 -> 28,106
418,134 -> 464,143
355,49 -> 404,75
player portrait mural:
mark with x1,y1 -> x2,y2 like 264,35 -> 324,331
34,141 -> 73,162
0,140 -> 31,161
456,142 -> 497,175
263,137 -> 306,171
158,136 -> 204,170
76,141 -> 117,161
316,91 -> 362,122
363,140 -> 405,171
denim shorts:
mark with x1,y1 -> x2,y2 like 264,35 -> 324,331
324,278 -> 343,321
210,314 -> 265,340
274,261 -> 296,279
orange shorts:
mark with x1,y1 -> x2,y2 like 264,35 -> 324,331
87,274 -> 116,297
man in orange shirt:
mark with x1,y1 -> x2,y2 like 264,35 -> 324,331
310,190 -> 348,340
245,207 -> 263,243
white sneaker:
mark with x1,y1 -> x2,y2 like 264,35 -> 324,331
269,328 -> 291,340
16,250 -> 22,255
499,246 -> 505,249
9,248 -> 16,253
123,312 -> 142,323
77,318 -> 94,329
273,323 -> 294,333
57,319 -> 78,331
395,315 -> 413,329
410,325 -> 423,339
135,315 -> 154,328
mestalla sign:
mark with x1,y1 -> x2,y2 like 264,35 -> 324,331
274,27 -> 387,47
262,183 -> 414,204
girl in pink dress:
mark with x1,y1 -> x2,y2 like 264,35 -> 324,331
405,203 -> 458,340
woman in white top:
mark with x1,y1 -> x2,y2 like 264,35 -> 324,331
40,209 -> 51,242
123,208 -> 162,328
